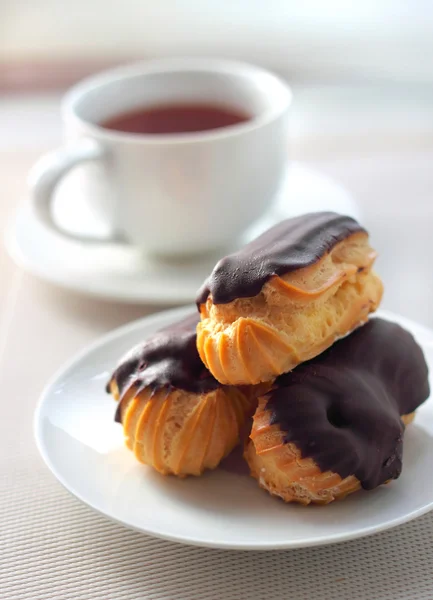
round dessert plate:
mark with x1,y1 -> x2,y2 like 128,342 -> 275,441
7,163 -> 360,304
35,306 -> 433,550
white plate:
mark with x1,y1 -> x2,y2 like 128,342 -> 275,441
6,163 -> 360,304
35,306 -> 433,550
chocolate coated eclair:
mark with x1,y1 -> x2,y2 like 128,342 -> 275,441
107,314 -> 258,477
245,318 -> 430,504
197,212 -> 383,385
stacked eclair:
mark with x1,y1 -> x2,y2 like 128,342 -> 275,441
107,212 -> 430,504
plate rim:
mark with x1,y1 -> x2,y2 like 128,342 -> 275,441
34,306 -> 433,550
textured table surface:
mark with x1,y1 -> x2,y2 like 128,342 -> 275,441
1,92 -> 433,599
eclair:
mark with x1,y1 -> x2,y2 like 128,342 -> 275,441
107,314 -> 259,477
245,318 -> 430,504
197,212 -> 383,385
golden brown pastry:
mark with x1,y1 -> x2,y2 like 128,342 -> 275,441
107,314 -> 260,477
196,212 -> 383,385
245,318 -> 430,504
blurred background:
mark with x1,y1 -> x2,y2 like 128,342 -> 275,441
2,1 -> 433,150
1,0 -> 433,323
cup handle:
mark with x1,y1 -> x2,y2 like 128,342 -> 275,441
28,138 -> 117,242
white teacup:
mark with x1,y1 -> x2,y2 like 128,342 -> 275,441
29,58 -> 292,258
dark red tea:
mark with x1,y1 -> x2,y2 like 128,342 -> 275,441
101,103 -> 250,135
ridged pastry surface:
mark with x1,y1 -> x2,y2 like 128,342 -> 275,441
245,318 -> 430,503
107,313 -> 261,476
245,412 -> 415,505
119,385 -> 254,477
197,227 -> 383,384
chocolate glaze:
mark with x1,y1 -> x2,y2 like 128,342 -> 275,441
197,212 -> 366,305
107,313 -> 219,423
266,318 -> 430,490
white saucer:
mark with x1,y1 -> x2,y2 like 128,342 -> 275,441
35,306 -> 433,550
6,163 -> 360,304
